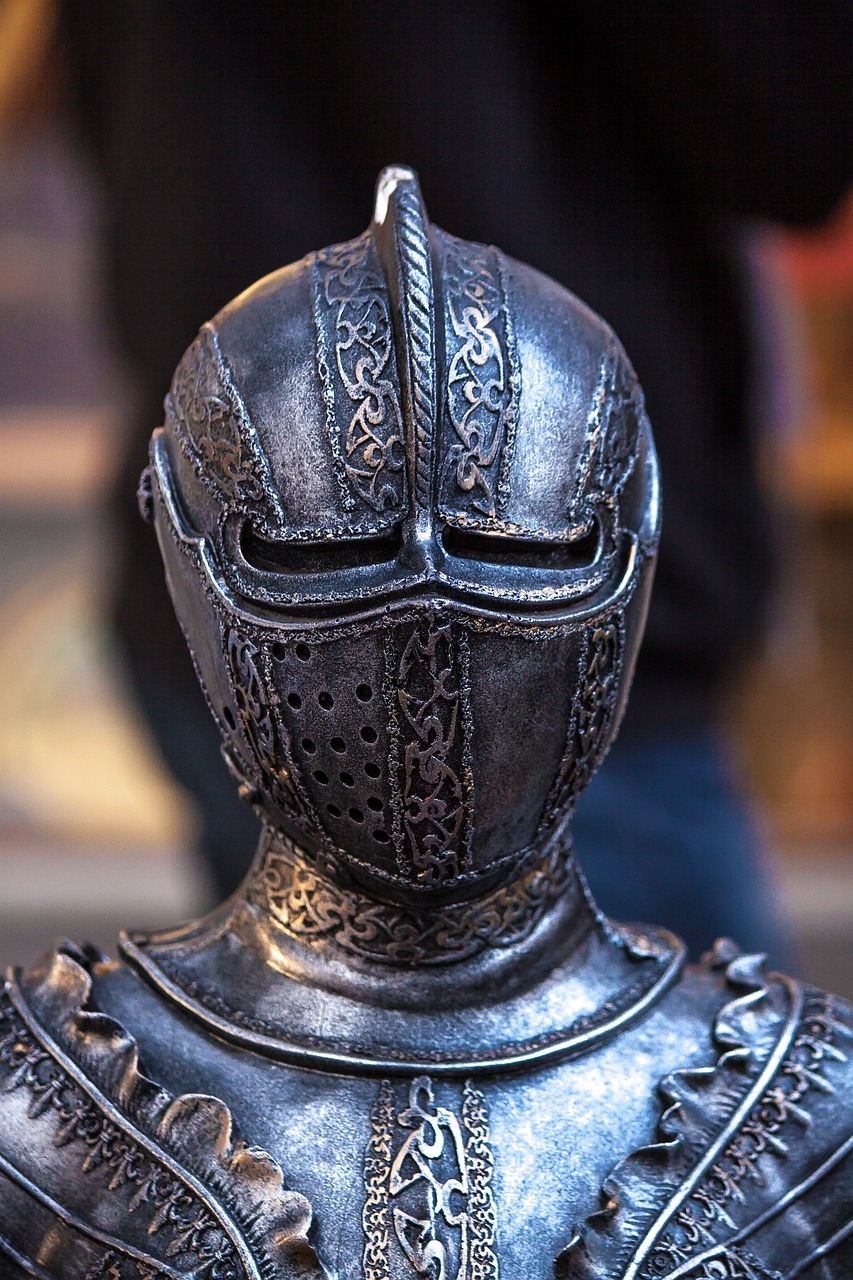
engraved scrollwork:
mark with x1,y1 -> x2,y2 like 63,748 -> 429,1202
361,1077 -> 500,1280
541,615 -> 625,830
646,992 -> 853,1277
363,1080 -> 396,1280
166,323 -> 279,522
461,1085 -> 500,1280
387,621 -> 474,887
313,233 -> 406,513
224,628 -> 320,835
0,950 -> 322,1280
570,343 -> 642,533
0,990 -> 243,1280
252,830 -> 572,966
439,234 -> 518,521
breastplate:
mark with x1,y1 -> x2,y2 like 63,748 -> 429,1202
1,872 -> 851,1280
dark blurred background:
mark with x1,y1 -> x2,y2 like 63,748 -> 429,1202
0,0 -> 850,993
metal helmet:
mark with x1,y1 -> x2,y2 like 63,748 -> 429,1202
145,166 -> 660,905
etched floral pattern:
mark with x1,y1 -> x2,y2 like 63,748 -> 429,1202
313,233 -> 406,513
361,1077 -> 500,1280
439,234 -> 518,522
387,621 -> 474,887
166,324 -> 276,519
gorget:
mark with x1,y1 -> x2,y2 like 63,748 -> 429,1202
118,826 -> 683,1075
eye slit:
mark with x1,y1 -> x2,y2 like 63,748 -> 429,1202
441,523 -> 599,569
241,522 -> 402,574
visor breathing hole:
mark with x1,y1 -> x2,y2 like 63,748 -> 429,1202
340,771 -> 355,787
330,737 -> 346,753
356,683 -> 373,702
373,830 -> 390,843
367,796 -> 383,812
318,691 -> 334,710
327,803 -> 342,817
349,808 -> 364,824
365,762 -> 381,779
302,737 -> 316,754
271,642 -> 286,661
313,770 -> 329,784
287,693 -> 302,709
295,643 -> 311,661
360,726 -> 378,744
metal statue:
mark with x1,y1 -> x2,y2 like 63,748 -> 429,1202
1,168 -> 851,1280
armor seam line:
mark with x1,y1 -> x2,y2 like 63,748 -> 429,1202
785,1211 -> 853,1279
118,931 -> 685,1076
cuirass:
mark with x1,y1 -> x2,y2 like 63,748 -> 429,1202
1,905 -> 852,1280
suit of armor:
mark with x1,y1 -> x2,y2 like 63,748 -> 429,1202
1,169 -> 851,1280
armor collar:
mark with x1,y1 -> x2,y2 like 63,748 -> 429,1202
120,826 -> 684,1077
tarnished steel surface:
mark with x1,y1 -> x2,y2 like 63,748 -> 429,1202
1,169 -> 851,1279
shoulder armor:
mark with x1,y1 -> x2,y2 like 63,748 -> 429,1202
0,943 -> 326,1280
557,942 -> 853,1280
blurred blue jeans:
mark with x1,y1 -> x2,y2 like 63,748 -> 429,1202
575,726 -> 793,965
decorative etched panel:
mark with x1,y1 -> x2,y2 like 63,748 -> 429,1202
386,620 -> 474,887
253,831 -> 571,965
0,950 -> 321,1280
642,991 -> 853,1279
0,988 -> 246,1279
557,948 -> 853,1280
437,233 -> 518,524
166,322 -> 282,524
312,233 -> 406,515
362,1077 -> 499,1280
540,614 -> 625,830
569,343 -> 642,533
223,627 -> 321,837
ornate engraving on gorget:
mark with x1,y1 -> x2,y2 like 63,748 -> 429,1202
253,829 -> 572,966
362,1076 -> 499,1280
312,232 -> 406,514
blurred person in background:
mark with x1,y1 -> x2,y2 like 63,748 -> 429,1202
58,1 -> 853,958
